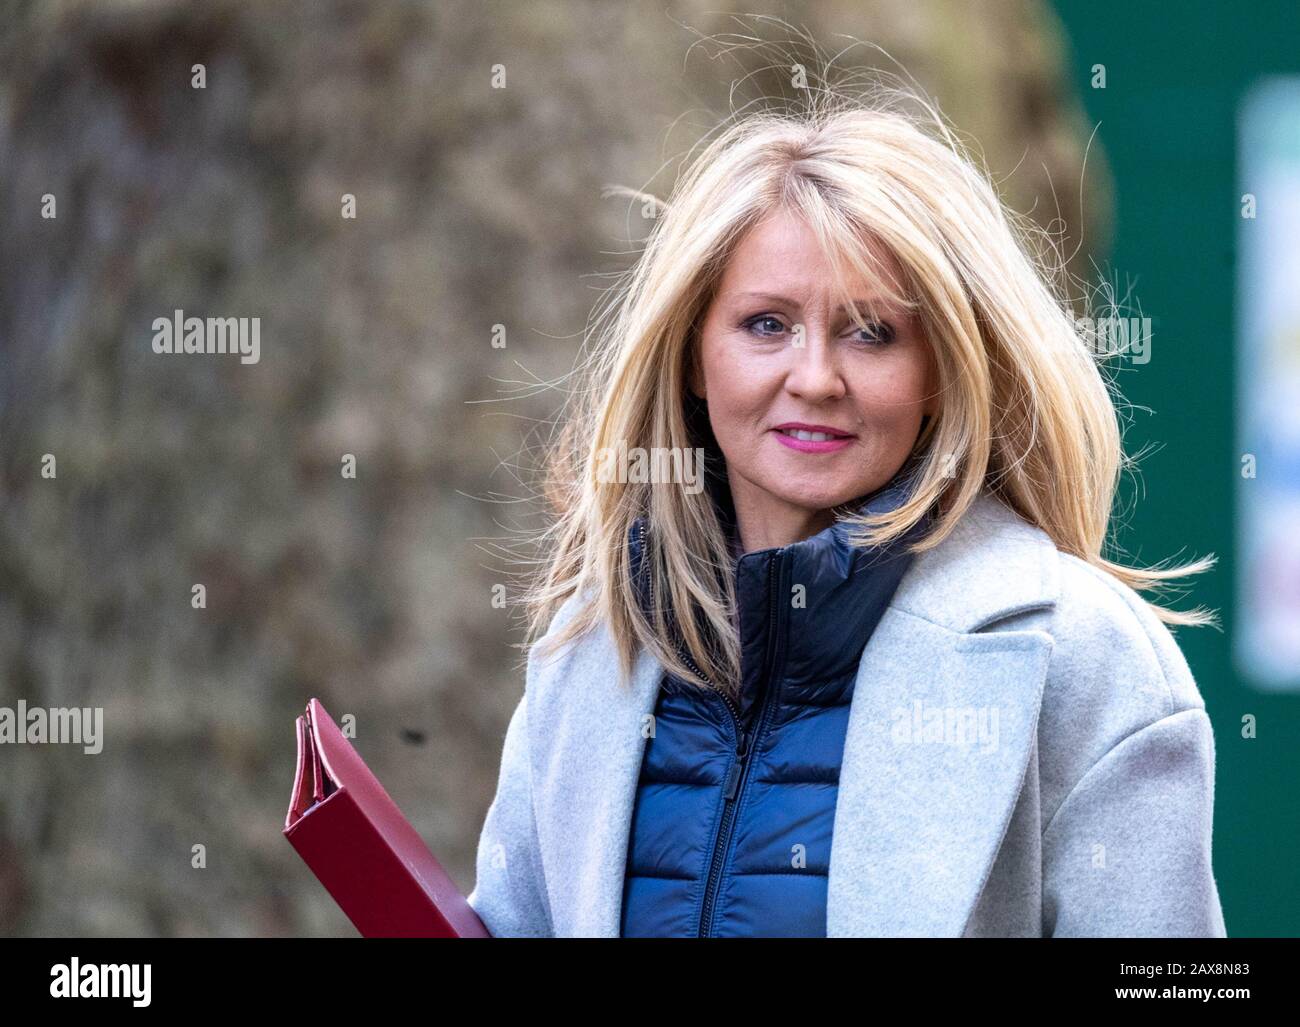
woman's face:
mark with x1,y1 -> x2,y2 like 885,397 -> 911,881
691,208 -> 938,547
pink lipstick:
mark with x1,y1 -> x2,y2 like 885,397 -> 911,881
770,421 -> 856,454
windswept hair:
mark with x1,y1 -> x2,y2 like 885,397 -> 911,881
517,46 -> 1217,698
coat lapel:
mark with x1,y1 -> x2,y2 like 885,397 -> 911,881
534,492 -> 1060,936
828,492 -> 1060,936
825,613 -> 1054,936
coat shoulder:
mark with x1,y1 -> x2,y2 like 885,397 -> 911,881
914,492 -> 1215,794
1047,550 -> 1206,720
927,491 -> 1208,724
980,514 -> 1216,829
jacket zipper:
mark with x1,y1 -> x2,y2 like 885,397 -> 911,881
635,519 -> 789,935
697,547 -> 787,937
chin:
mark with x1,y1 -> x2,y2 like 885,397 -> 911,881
765,483 -> 862,512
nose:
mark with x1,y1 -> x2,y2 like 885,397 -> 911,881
784,326 -> 846,403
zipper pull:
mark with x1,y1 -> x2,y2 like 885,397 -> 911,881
722,759 -> 743,801
735,725 -> 749,758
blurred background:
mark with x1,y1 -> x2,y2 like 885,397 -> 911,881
0,0 -> 1295,936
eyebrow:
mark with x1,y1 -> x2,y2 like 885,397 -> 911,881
729,291 -> 896,311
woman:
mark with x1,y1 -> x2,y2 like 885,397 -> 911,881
466,89 -> 1227,937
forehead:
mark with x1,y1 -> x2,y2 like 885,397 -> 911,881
715,207 -> 907,305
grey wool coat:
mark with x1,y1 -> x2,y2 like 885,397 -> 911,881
467,491 -> 1228,937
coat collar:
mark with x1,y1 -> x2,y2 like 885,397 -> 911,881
888,490 -> 1061,632
529,490 -> 1061,936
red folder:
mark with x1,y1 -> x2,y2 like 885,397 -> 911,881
283,697 -> 490,937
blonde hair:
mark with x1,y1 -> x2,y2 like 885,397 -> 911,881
519,68 -> 1217,699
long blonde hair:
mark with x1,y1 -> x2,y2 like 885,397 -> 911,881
520,78 -> 1217,698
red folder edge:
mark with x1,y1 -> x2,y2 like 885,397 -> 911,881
283,698 -> 490,937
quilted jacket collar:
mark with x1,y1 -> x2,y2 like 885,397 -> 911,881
629,446 -> 934,713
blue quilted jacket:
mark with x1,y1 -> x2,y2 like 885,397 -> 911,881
619,456 -> 932,936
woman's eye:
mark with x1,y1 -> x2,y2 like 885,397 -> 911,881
847,321 -> 895,345
739,315 -> 895,344
742,315 -> 786,337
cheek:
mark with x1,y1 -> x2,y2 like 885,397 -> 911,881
701,345 -> 773,420
848,354 -> 931,420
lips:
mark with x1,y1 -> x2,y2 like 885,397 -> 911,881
770,422 -> 856,454
771,422 -> 856,442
